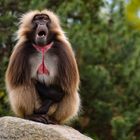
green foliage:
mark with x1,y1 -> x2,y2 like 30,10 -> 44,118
1,0 -> 140,139
125,0 -> 140,30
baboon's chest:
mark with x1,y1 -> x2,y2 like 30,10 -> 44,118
30,51 -> 58,84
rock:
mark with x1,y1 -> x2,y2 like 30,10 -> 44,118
0,116 -> 93,140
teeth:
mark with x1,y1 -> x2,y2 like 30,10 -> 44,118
37,34 -> 45,37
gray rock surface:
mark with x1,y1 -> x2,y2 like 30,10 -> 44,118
0,116 -> 93,140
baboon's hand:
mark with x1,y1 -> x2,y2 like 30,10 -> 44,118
35,81 -> 65,102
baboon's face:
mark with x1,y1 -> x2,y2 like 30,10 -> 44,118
32,14 -> 51,46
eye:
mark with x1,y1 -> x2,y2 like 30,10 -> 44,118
43,18 -> 47,22
43,15 -> 50,22
33,15 -> 40,20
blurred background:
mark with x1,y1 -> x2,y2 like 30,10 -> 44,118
1,0 -> 140,139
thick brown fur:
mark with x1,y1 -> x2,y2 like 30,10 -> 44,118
5,10 -> 80,124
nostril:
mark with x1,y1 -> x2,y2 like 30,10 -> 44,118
38,31 -> 46,36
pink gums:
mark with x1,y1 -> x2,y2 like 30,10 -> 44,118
33,42 -> 53,75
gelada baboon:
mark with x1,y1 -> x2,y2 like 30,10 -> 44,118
6,9 -> 80,124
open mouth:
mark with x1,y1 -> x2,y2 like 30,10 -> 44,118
35,27 -> 48,46
38,31 -> 46,37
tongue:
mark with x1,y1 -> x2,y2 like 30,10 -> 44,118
33,42 -> 53,75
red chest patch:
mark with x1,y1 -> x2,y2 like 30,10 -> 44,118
33,42 -> 53,75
